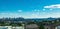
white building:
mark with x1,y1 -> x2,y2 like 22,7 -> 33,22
55,26 -> 60,29
25,24 -> 39,29
0,26 -> 24,29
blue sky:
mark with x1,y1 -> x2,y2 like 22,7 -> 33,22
0,0 -> 60,18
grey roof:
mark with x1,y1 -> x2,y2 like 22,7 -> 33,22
25,24 -> 38,28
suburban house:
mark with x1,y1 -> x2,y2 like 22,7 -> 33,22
44,24 -> 57,29
0,26 -> 24,29
25,24 -> 39,29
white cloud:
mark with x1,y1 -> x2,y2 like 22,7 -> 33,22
0,12 -> 22,18
18,10 -> 22,12
43,9 -> 45,11
44,4 -> 60,8
49,9 -> 53,10
34,9 -> 37,11
33,9 -> 40,12
37,10 -> 40,12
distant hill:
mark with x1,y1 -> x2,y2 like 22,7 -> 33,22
0,17 -> 60,22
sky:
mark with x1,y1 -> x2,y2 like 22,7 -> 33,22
0,0 -> 60,18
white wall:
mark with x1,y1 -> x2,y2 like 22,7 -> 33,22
12,26 -> 24,29
55,26 -> 60,29
0,26 -> 24,29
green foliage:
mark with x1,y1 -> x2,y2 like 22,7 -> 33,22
0,22 -> 23,26
39,24 -> 44,29
27,22 -> 35,25
36,22 -> 44,29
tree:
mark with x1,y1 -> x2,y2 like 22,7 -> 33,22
27,22 -> 35,25
36,22 -> 44,29
39,23 -> 44,29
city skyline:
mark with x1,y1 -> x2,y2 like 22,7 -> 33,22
0,0 -> 60,18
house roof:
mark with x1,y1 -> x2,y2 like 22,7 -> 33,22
25,24 -> 38,28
